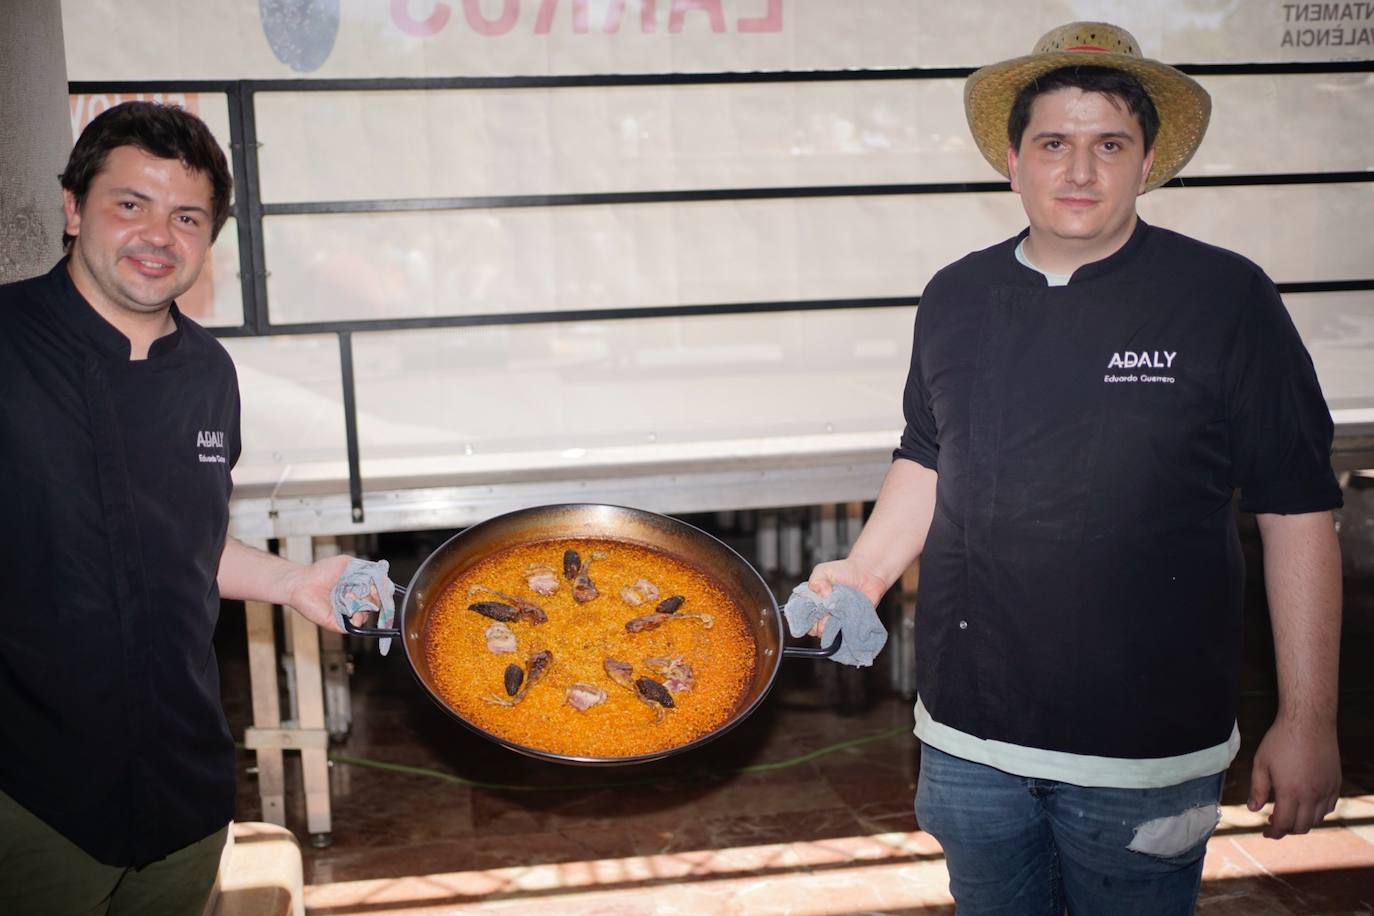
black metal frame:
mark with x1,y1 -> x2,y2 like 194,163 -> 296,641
70,61 -> 1374,521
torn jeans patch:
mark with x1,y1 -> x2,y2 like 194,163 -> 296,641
1127,804 -> 1221,857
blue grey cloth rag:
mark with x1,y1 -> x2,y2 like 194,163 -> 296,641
332,558 -> 397,656
782,583 -> 887,667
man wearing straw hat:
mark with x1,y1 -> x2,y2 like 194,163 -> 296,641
807,21 -> 1343,913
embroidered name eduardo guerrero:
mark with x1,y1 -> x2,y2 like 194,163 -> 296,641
1104,373 -> 1175,384
1104,350 -> 1176,384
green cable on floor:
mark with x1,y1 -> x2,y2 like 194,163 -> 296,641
321,724 -> 912,792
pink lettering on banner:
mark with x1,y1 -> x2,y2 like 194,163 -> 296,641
640,0 -> 658,33
637,0 -> 658,33
392,0 -> 452,37
534,0 -> 591,34
389,0 -> 783,37
600,0 -> 628,33
467,0 -> 520,35
71,92 -> 194,140
670,0 -> 726,33
738,0 -> 782,32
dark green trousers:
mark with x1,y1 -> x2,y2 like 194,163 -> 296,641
0,789 -> 228,916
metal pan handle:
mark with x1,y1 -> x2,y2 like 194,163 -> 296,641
782,629 -> 843,659
339,582 -> 406,639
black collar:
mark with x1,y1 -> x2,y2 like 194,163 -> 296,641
46,257 -> 186,361
1011,217 -> 1152,286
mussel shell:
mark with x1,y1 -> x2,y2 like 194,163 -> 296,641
503,664 -> 524,696
635,676 -> 674,708
470,601 -> 519,622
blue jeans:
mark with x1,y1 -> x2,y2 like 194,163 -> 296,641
915,744 -> 1223,915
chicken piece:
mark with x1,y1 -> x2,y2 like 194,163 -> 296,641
603,657 -> 635,690
567,551 -> 606,604
619,578 -> 662,606
525,649 -> 553,687
524,565 -> 561,597
485,622 -> 517,654
566,683 -> 608,711
644,655 -> 695,693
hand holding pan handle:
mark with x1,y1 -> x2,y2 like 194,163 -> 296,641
339,583 -> 406,639
782,628 -> 843,659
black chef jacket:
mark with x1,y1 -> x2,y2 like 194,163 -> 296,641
898,220 -> 1342,777
0,261 -> 241,866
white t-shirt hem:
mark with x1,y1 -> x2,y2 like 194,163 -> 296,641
913,695 -> 1239,789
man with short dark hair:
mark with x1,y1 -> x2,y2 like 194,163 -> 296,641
808,22 -> 1343,913
0,101 -> 367,915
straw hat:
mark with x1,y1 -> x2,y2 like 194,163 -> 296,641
964,22 -> 1211,191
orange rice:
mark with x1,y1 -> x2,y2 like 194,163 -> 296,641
424,537 -> 758,758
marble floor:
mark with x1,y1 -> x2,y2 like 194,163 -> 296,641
219,514 -> 1374,915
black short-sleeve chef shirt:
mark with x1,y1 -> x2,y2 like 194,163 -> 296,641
0,261 -> 241,866
896,220 -> 1341,764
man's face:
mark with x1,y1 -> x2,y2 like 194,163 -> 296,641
1007,87 -> 1154,265
63,145 -> 215,318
